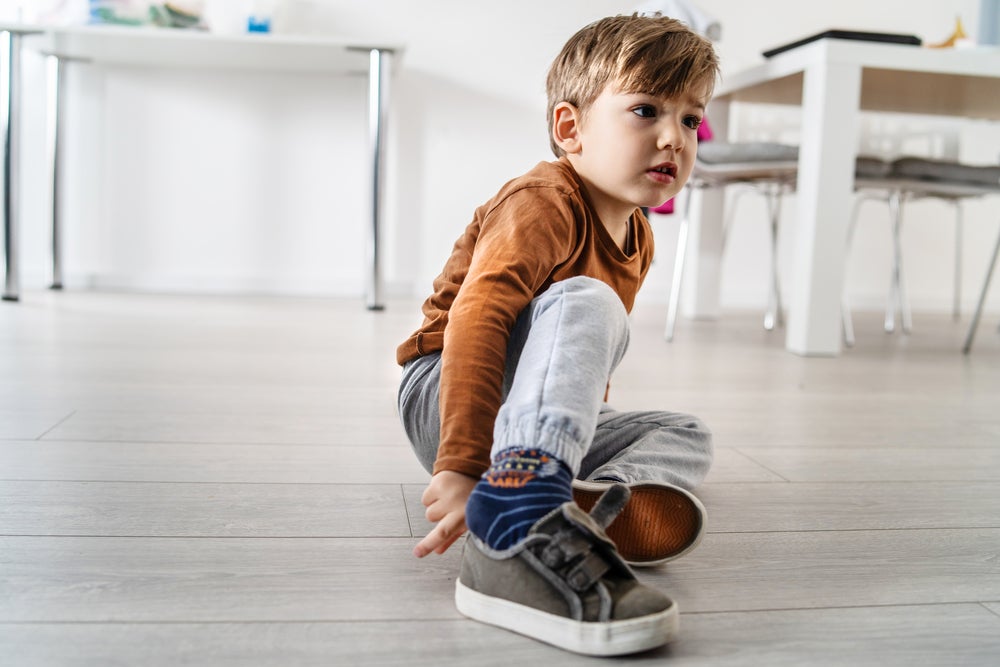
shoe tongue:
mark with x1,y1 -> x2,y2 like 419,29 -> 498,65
589,484 -> 631,530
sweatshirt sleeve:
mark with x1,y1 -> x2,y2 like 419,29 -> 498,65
433,187 -> 577,477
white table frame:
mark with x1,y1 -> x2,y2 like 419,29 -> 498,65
1,24 -> 399,309
685,39 -> 1000,356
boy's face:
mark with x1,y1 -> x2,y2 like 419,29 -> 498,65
557,83 -> 709,225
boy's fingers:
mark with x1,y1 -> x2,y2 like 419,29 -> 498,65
413,516 -> 466,558
412,534 -> 435,558
424,504 -> 441,522
413,522 -> 448,558
434,523 -> 467,554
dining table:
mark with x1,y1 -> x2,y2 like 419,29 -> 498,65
684,37 -> 1000,356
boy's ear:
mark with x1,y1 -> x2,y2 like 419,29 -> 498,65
552,102 -> 582,155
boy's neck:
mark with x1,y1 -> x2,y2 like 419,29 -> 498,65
568,165 -> 636,253
610,216 -> 632,255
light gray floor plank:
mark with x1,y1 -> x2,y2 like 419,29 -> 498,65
0,482 -> 411,537
701,447 -> 788,482
699,481 -> 1000,532
4,529 -> 998,622
0,383 -> 403,417
3,604 -> 1000,667
702,409 -> 998,448
0,536 -> 461,622
0,441 -> 430,484
669,603 -> 1000,667
40,410 -> 408,447
738,446 -> 1000,482
0,410 -> 75,440
645,528 -> 1000,613
402,484 -> 435,538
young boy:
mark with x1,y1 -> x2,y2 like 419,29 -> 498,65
396,14 -> 718,655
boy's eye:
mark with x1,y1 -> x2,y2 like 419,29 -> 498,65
632,105 -> 657,119
683,115 -> 703,130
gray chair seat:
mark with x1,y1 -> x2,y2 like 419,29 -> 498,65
692,142 -> 798,185
696,141 -> 799,164
890,157 -> 1000,187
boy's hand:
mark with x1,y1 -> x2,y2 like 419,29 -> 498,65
414,470 -> 478,558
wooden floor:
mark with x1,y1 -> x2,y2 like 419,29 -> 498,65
2,290 -> 999,666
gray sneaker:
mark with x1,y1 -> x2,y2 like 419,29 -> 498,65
454,485 -> 678,656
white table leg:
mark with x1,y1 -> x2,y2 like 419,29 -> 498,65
785,55 -> 862,356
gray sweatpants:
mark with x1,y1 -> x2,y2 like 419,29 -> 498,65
397,276 -> 713,490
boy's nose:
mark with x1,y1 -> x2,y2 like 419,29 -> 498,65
656,123 -> 685,152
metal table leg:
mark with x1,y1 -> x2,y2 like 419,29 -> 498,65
365,47 -> 392,311
47,54 -> 64,290
2,30 -> 24,302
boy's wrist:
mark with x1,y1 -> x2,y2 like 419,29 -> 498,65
432,454 -> 489,479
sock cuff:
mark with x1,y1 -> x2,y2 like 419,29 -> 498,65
491,416 -> 586,476
484,448 -> 571,488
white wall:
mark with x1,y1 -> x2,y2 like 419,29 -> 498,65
8,0 -> 999,316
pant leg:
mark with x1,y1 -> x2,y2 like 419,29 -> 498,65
398,276 -> 703,486
398,277 -> 630,476
579,405 -> 713,491
491,276 -> 630,475
397,352 -> 442,475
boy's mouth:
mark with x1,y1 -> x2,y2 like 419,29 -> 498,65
647,162 -> 678,183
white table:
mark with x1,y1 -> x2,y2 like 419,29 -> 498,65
1,24 -> 400,309
685,38 -> 1000,356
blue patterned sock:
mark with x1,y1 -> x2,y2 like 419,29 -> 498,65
465,447 -> 573,550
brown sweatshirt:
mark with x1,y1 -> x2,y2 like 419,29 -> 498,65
396,157 -> 654,478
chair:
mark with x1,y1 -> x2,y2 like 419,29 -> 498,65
844,157 -> 1000,353
664,144 -> 890,342
664,141 -> 798,341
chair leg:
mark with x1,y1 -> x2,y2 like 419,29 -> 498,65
841,300 -> 855,348
962,223 -> 1000,354
763,185 -> 783,331
841,194 -> 868,348
885,190 -> 913,334
953,201 -> 963,321
665,191 -> 693,342
885,191 -> 899,333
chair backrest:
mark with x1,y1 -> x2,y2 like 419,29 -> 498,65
728,103 -> 801,145
858,115 -> 962,161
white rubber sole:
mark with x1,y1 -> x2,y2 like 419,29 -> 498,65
454,579 -> 678,656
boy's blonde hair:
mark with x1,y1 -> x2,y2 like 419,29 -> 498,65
546,14 -> 719,157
